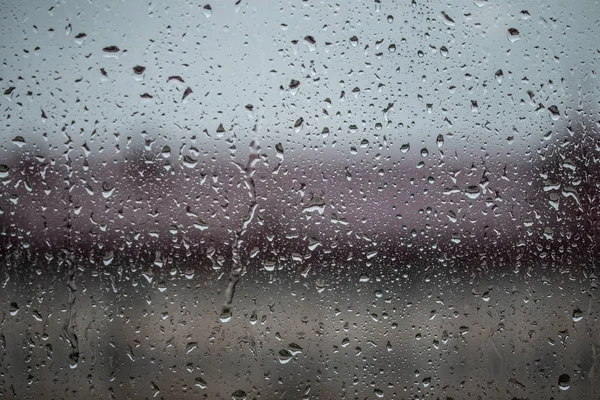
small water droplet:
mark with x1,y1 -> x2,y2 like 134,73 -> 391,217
440,11 -> 455,26
294,117 -> 304,132
508,28 -> 520,42
231,390 -> 247,400
558,374 -> 570,390
548,105 -> 560,120
102,45 -> 120,53
278,349 -> 293,364
12,136 -> 25,147
194,377 -> 207,389
436,134 -> 444,148
220,308 -> 232,323
203,4 -> 212,18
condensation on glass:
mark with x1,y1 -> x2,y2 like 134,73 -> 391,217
0,0 -> 599,399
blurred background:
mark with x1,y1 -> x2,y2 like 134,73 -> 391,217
0,0 -> 599,398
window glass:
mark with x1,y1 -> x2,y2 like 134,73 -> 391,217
1,0 -> 599,398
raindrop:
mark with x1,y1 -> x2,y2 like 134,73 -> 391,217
12,136 -> 25,147
232,390 -> 247,400
548,105 -> 560,120
0,165 -> 9,179
495,69 -> 504,84
278,349 -> 293,364
304,35 -> 316,51
440,11 -> 455,26
182,87 -> 193,101
508,28 -> 520,42
9,302 -> 19,316
133,65 -> 145,75
220,308 -> 232,323
436,134 -> 444,148
194,377 -> 207,389
558,374 -> 570,390
102,45 -> 120,53
102,182 -> 115,198
203,4 -> 212,18
183,155 -> 198,168
294,117 -> 304,132
464,186 -> 481,199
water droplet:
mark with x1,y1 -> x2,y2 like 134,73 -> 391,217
436,134 -> 444,148
220,308 -> 232,323
12,136 -> 25,147
183,155 -> 198,168
288,343 -> 303,355
464,186 -> 481,199
289,79 -> 300,95
194,377 -> 207,389
0,164 -> 9,179
440,11 -> 455,26
249,311 -> 257,325
558,374 -> 570,390
9,302 -> 19,316
133,65 -> 145,75
572,309 -> 583,322
102,45 -> 120,53
231,390 -> 247,400
294,117 -> 304,132
495,69 -> 504,84
278,349 -> 293,364
304,35 -> 316,51
182,87 -> 193,100
102,182 -> 115,199
263,261 -> 276,272
548,105 -> 560,120
203,4 -> 212,18
508,28 -> 520,42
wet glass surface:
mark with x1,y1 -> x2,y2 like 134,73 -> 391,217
1,0 -> 599,398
